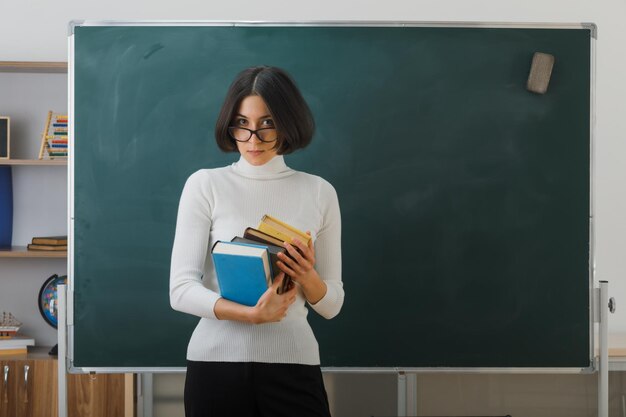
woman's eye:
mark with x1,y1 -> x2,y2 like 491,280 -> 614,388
262,119 -> 274,127
235,118 -> 247,126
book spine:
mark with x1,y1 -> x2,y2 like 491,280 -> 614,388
28,244 -> 68,250
243,228 -> 285,247
31,241 -> 67,245
32,240 -> 67,245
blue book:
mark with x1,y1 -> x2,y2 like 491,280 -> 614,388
211,241 -> 273,306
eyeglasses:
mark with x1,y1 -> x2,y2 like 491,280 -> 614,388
228,127 -> 278,143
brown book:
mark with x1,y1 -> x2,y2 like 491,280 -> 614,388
244,227 -> 286,247
27,244 -> 67,251
31,235 -> 67,245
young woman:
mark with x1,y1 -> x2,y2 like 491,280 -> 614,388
170,66 -> 344,417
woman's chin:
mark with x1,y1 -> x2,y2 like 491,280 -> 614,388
243,151 -> 275,166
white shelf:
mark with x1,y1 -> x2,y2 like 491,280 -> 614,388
0,159 -> 67,166
0,61 -> 67,74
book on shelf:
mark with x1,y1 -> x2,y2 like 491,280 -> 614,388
258,214 -> 311,246
27,244 -> 67,251
32,235 -> 67,245
211,241 -> 273,307
0,336 -> 35,355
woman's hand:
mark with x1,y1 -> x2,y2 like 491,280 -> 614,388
277,232 -> 327,304
250,272 -> 297,324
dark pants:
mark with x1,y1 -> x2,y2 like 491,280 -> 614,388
184,361 -> 332,417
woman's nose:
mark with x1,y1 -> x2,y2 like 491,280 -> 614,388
250,132 -> 263,143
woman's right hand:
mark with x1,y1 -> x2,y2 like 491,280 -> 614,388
250,272 -> 297,324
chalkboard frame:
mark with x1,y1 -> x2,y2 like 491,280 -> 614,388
67,21 -> 596,373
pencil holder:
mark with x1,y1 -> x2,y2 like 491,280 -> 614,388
0,166 -> 13,247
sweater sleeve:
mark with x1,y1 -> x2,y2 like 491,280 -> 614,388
169,171 -> 221,319
308,180 -> 344,319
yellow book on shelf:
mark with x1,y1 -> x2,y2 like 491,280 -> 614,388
257,214 -> 311,246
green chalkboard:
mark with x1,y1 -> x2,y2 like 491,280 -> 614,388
71,23 -> 592,370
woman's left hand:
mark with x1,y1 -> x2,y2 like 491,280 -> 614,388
277,231 -> 328,304
277,232 -> 319,287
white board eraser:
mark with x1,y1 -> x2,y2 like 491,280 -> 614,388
527,52 -> 555,94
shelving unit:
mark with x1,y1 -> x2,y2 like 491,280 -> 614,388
0,65 -> 69,256
1,60 -> 134,416
1,62 -> 68,257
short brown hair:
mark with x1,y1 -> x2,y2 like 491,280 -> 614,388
215,66 -> 315,155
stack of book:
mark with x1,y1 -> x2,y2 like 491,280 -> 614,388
0,336 -> 35,355
211,215 -> 311,306
0,312 -> 34,355
27,235 -> 67,251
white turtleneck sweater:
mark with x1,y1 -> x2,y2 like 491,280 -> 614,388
169,155 -> 344,365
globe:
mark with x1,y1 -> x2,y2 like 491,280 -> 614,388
38,274 -> 67,328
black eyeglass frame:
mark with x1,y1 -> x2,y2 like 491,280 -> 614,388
228,126 -> 278,143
